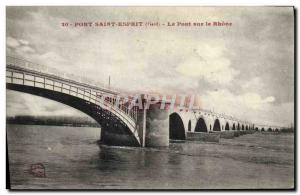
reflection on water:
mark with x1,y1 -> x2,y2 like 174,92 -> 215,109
7,124 -> 294,189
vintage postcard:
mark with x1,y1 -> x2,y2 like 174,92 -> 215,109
6,6 -> 295,190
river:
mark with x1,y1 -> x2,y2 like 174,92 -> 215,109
7,124 -> 294,189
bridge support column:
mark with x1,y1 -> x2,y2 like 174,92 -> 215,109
137,96 -> 170,147
145,102 -> 170,147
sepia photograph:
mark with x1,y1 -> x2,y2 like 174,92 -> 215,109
6,6 -> 295,190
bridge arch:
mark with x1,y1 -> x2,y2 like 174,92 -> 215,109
261,128 -> 265,131
169,113 -> 186,140
213,119 -> 221,131
225,122 -> 230,130
188,120 -> 191,132
6,86 -> 141,146
242,124 -> 244,130
195,118 -> 208,132
232,123 -> 236,130
268,128 -> 272,132
237,123 -> 240,130
6,66 -> 141,147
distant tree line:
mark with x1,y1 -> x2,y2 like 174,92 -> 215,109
280,127 -> 294,133
7,115 -> 100,127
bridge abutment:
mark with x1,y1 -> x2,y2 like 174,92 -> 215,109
100,129 -> 140,146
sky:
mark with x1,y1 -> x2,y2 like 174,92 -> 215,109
6,6 -> 294,127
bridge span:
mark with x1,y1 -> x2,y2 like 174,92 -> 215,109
6,56 -> 284,147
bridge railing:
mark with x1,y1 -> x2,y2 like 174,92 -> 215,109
101,95 -> 138,121
6,57 -> 139,124
192,108 -> 251,124
6,56 -> 115,94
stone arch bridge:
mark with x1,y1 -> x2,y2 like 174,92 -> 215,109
6,56 -> 283,147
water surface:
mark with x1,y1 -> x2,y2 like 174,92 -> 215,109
7,124 -> 294,189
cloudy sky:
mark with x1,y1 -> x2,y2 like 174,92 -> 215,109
6,6 -> 294,126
